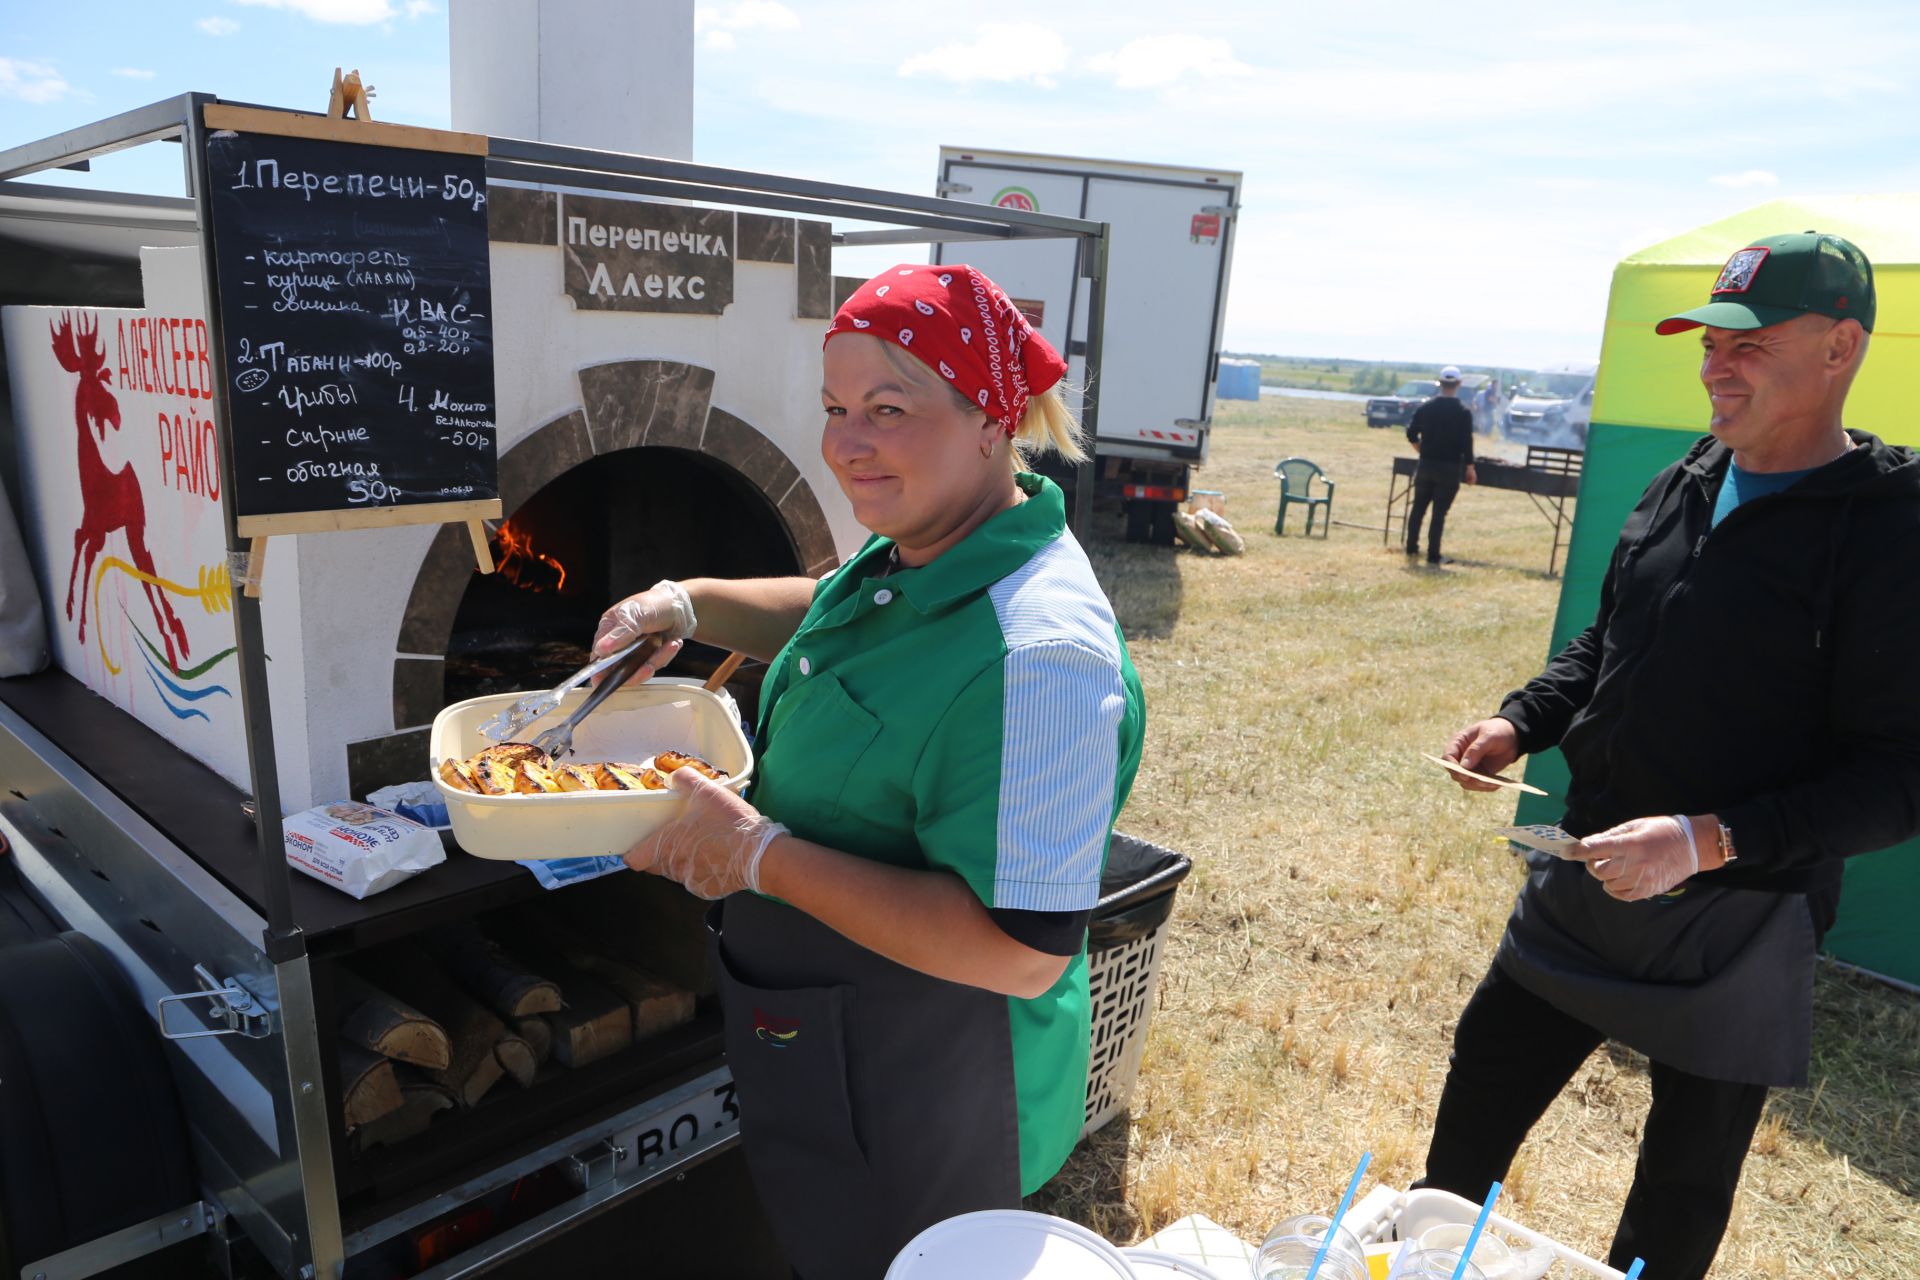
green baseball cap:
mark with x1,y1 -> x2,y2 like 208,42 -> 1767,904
1656,231 -> 1875,335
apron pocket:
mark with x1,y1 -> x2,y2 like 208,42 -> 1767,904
712,929 -> 891,1278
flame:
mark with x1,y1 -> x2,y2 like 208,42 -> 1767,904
491,516 -> 570,593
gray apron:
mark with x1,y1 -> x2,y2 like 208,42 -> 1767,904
711,893 -> 1022,1280
1497,855 -> 1816,1087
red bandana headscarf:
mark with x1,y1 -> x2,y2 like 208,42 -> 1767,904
823,264 -> 1069,435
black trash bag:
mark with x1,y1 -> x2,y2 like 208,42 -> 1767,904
1091,833 -> 1192,951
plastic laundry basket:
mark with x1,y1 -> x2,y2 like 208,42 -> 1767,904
1083,833 -> 1192,1138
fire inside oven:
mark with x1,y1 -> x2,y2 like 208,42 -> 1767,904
446,446 -> 802,703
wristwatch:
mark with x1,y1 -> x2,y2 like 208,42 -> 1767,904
1716,821 -> 1738,866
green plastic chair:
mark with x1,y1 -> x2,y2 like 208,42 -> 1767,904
1274,458 -> 1335,536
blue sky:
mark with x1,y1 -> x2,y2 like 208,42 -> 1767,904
5,1 -> 1920,368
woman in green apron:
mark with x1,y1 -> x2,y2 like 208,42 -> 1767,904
594,264 -> 1145,1279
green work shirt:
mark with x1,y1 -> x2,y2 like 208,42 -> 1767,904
749,473 -> 1146,1193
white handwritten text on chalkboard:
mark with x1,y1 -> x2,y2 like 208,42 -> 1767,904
205,129 -> 498,521
230,159 -> 489,212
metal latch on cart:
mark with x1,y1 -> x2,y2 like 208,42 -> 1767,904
157,964 -> 273,1040
560,1139 -> 629,1193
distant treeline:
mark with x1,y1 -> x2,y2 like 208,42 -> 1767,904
1226,353 -> 1534,395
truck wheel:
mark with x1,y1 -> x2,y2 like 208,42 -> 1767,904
1124,501 -> 1151,543
1148,502 -> 1178,547
0,933 -> 197,1269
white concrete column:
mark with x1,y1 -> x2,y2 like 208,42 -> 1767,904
450,0 -> 695,160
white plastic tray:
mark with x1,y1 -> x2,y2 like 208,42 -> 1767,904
1344,1186 -> 1625,1279
430,677 -> 753,861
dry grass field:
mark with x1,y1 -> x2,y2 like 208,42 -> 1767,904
1030,393 -> 1920,1278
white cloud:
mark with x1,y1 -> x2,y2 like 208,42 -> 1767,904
404,0 -> 435,16
897,23 -> 1071,88
229,0 -> 400,23
111,67 -> 158,79
1086,34 -> 1251,90
197,15 -> 241,34
1710,169 -> 1780,189
696,2 -> 799,35
706,30 -> 738,52
0,57 -> 74,104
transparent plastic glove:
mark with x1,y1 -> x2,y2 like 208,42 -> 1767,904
622,768 -> 787,900
593,580 -> 697,660
1571,814 -> 1698,901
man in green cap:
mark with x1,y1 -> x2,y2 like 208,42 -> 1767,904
1423,232 -> 1920,1280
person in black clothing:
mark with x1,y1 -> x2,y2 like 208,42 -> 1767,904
1405,366 -> 1478,563
1423,232 -> 1919,1280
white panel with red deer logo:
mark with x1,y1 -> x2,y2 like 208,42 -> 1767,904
3,282 -> 260,790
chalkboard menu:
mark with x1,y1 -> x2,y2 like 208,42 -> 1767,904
203,121 -> 499,533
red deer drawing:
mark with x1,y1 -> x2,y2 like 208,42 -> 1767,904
51,312 -> 191,670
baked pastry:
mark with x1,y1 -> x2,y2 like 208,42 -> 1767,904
442,746 -> 726,795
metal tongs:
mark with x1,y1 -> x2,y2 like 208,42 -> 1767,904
527,639 -> 662,760
477,637 -> 661,744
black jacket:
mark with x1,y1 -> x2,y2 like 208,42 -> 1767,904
1499,430 -> 1920,928
1407,396 -> 1475,469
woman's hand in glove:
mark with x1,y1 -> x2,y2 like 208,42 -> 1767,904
1570,815 -> 1698,901
592,580 -> 698,670
622,768 -> 787,900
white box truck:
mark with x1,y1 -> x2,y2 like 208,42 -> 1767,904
934,147 -> 1242,543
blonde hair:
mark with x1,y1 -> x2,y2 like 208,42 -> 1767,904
1010,382 -> 1087,468
875,339 -> 1087,468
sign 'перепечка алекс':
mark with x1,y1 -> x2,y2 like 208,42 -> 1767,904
560,192 -> 735,315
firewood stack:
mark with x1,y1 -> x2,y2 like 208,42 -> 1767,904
335,913 -> 696,1150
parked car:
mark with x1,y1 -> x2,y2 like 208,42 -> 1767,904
1503,362 -> 1598,449
1364,374 -> 1489,429
1365,380 -> 1438,428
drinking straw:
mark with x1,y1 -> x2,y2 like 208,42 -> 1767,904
1450,1181 -> 1502,1280
1307,1150 -> 1371,1280
1623,1260 -> 1646,1280
1382,1238 -> 1416,1280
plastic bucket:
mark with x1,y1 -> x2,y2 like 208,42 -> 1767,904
886,1210 -> 1136,1279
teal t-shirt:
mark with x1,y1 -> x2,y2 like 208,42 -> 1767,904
1712,462 -> 1818,527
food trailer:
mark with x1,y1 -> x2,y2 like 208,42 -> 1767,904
0,85 -> 1110,1279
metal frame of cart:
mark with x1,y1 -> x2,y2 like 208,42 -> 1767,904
0,94 -> 1110,1280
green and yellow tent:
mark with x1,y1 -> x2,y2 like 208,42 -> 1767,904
1516,195 -> 1920,989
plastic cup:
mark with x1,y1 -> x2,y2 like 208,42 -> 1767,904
1393,1248 -> 1489,1280
1415,1224 -> 1513,1274
1253,1214 -> 1369,1280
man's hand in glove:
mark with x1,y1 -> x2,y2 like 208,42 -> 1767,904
1570,815 -> 1701,901
623,767 -> 787,900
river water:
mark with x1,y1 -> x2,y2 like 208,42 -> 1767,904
1258,385 -> 1372,404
